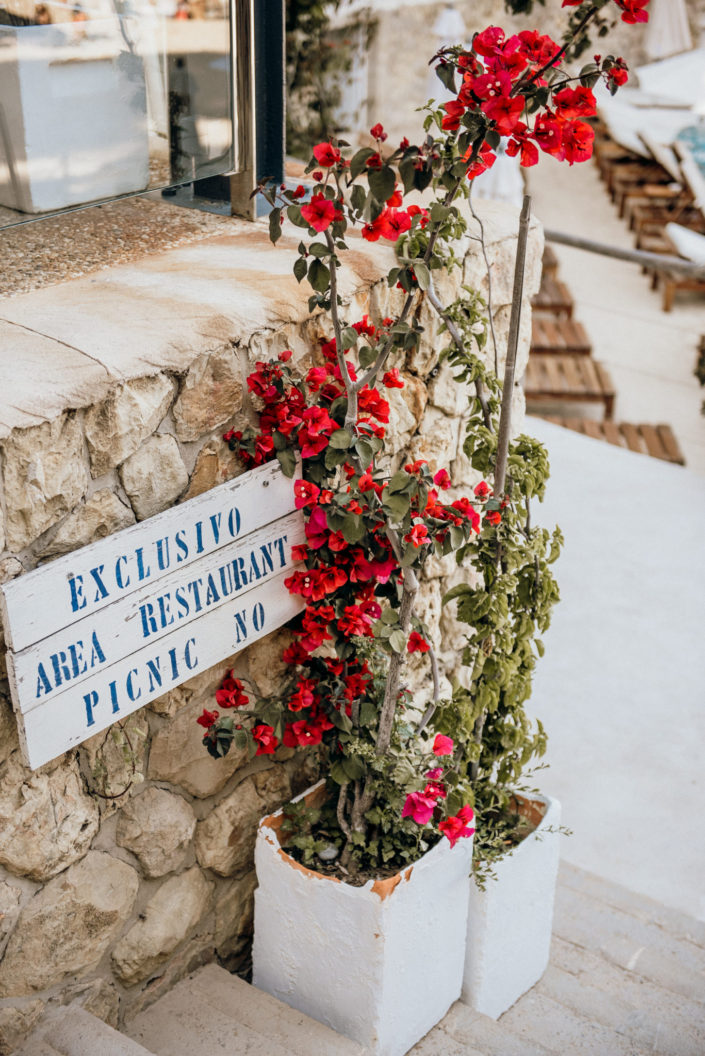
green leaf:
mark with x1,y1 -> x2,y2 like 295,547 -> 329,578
399,157 -> 416,194
388,470 -> 413,494
413,261 -> 430,291
389,629 -> 406,654
293,256 -> 307,283
340,515 -> 366,544
276,448 -> 297,477
381,608 -> 398,625
287,204 -> 310,229
442,583 -> 473,605
309,242 -> 329,258
308,259 -> 331,293
436,61 -> 456,93
343,756 -> 366,781
350,183 -> 367,214
350,147 -> 376,181
383,493 -> 411,522
269,207 -> 282,244
341,326 -> 359,350
368,165 -> 396,203
329,428 -> 353,450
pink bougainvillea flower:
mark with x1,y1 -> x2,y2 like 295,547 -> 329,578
439,808 -> 476,847
433,468 -> 451,490
312,142 -> 341,167
433,734 -> 455,756
402,791 -> 438,825
424,780 -> 447,800
407,631 -> 430,654
301,193 -> 337,232
426,767 -> 444,779
405,523 -> 429,548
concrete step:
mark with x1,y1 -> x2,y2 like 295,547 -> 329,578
15,1005 -> 155,1056
126,963 -> 365,1056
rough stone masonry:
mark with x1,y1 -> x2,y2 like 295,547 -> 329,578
0,198 -> 542,1054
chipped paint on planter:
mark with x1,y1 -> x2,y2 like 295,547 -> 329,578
252,780 -> 474,1056
462,792 -> 562,1019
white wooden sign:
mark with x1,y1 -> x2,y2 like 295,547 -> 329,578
0,461 -> 305,769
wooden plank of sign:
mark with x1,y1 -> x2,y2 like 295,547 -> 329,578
8,511 -> 305,716
0,460 -> 297,653
16,571 -> 304,770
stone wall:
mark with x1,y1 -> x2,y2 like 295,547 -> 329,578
0,200 -> 542,1054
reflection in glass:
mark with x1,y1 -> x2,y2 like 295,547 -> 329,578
0,0 -> 233,226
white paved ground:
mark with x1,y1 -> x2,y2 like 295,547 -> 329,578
527,155 -> 705,475
525,415 -> 705,921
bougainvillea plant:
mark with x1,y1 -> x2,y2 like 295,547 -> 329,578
198,0 -> 646,878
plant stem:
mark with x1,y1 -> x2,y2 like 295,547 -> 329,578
494,195 -> 531,496
513,5 -> 601,94
425,279 -> 492,431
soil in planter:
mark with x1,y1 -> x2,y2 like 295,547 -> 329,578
472,794 -> 547,888
278,797 -> 442,888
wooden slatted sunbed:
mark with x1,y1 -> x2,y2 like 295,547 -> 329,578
541,416 -> 685,465
531,273 -> 574,317
524,354 -> 615,418
530,316 -> 591,354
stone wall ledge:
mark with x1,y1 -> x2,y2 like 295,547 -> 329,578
0,200 -> 539,439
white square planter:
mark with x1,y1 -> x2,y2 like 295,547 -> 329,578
252,781 -> 474,1056
462,792 -> 561,1019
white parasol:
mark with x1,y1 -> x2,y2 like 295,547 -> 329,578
644,0 -> 693,62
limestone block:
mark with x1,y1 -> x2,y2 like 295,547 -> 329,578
116,787 -> 196,878
0,752 -> 99,882
194,777 -> 264,877
182,439 -> 242,502
245,627 -> 294,697
173,346 -> 244,442
120,435 -> 188,521
251,765 -> 290,813
0,880 -> 21,955
397,371 -> 428,426
112,867 -> 213,986
428,359 -> 472,418
0,851 -> 139,996
213,870 -> 257,957
60,977 -> 120,1028
0,692 -> 19,765
150,656 -> 238,717
1,414 -> 89,550
84,375 -> 175,476
0,506 -> 4,555
80,714 -> 148,809
148,698 -> 247,798
0,1000 -> 44,1056
39,489 -> 135,559
408,409 -> 459,475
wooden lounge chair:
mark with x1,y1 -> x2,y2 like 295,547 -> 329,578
541,243 -> 559,279
531,273 -> 574,317
524,355 -> 615,418
661,222 -> 705,311
541,416 -> 685,465
530,316 -> 591,354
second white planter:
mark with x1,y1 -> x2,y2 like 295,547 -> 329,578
252,780 -> 474,1056
462,792 -> 561,1019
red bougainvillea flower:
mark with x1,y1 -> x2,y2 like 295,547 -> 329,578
553,86 -> 596,120
361,214 -> 386,242
300,193 -> 337,232
424,780 -> 447,800
608,62 -> 629,88
304,506 -> 329,548
466,144 -> 497,180
614,0 -> 649,24
370,122 -> 387,141
439,806 -> 476,847
481,92 -> 525,136
433,468 -> 451,490
474,480 -> 491,498
283,720 -> 324,748
485,510 -> 502,526
561,119 -> 595,165
382,368 -> 404,389
426,767 -> 443,779
312,142 -> 341,167
294,479 -> 320,510
215,674 -> 249,709
252,724 -> 278,755
533,112 -> 565,159
473,25 -> 505,58
433,733 -> 455,757
378,208 -> 412,242
407,630 -> 430,654
402,791 -> 438,825
288,678 -> 318,712
506,129 -> 540,168
197,708 -> 219,729
405,523 -> 429,548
